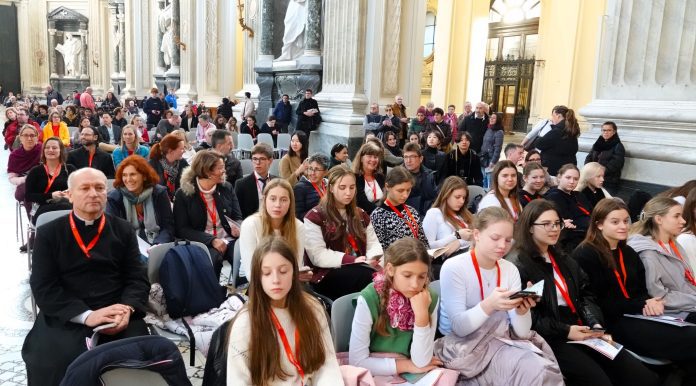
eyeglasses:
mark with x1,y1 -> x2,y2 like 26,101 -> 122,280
532,221 -> 565,231
251,157 -> 269,163
307,167 -> 326,174
528,157 -> 541,162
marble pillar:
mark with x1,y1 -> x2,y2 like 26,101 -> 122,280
155,0 -> 166,74
48,27 -> 58,78
110,5 -> 119,77
304,0 -> 321,55
310,0 -> 369,155
255,0 -> 275,122
118,3 -> 126,74
110,1 -> 127,93
235,0 -> 260,104
79,27 -> 88,79
578,0 -> 696,186
165,0 -> 181,89
176,0 -> 197,104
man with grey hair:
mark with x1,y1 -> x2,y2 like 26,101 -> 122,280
293,152 -> 330,219
22,168 -> 149,386
79,86 -> 96,112
211,129 -> 243,186
457,101 -> 489,153
196,126 -> 217,151
363,103 -> 382,136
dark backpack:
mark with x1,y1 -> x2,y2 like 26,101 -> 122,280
159,242 -> 226,319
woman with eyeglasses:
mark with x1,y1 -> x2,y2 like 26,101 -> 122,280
41,111 -> 70,147
9,125 -> 42,218
544,164 -> 592,254
509,199 -> 659,386
294,153 -> 330,220
573,198 -> 696,380
519,162 -> 546,208
279,131 -> 309,187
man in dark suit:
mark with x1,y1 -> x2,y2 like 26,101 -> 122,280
234,143 -> 276,219
97,111 -> 121,153
457,101 -> 489,154
22,168 -> 149,386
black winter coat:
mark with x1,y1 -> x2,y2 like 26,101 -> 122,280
533,120 -> 578,176
508,247 -> 604,342
446,148 -> 483,186
585,134 -> 625,189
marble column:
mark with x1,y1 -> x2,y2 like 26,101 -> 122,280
48,26 -> 58,78
235,0 -> 260,103
578,0 -> 696,187
310,0 -> 369,155
118,4 -> 126,74
110,5 -> 119,76
176,0 -> 197,104
170,0 -> 180,71
305,0 -> 321,55
79,27 -> 88,79
255,0 -> 275,122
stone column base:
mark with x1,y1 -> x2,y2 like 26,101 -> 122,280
579,99 -> 696,186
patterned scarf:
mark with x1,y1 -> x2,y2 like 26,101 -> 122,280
373,272 -> 415,331
159,158 -> 180,190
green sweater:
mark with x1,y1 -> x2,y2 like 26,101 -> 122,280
359,283 -> 439,357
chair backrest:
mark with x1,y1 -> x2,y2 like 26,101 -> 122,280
276,133 -> 291,150
229,240 -> 242,287
35,210 -> 72,229
467,185 -> 486,212
101,369 -> 169,386
147,241 -> 212,284
106,179 -> 116,193
231,131 -> 239,147
237,133 -> 254,151
185,131 -> 196,143
240,159 -> 253,176
257,133 -> 274,148
429,280 -> 441,297
331,292 -> 360,353
269,159 -> 280,177
148,129 -> 156,143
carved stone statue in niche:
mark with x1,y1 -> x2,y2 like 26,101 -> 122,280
55,33 -> 82,77
275,0 -> 307,61
159,3 -> 174,68
112,18 -> 123,58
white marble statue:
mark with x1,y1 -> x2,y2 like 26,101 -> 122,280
159,4 -> 174,67
275,0 -> 307,61
55,34 -> 82,77
113,19 -> 123,55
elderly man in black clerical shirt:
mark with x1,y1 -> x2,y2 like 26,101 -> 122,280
22,168 -> 150,386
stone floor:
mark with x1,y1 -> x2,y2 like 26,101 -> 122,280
0,149 -> 209,385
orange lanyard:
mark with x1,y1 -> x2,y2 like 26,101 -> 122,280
453,215 -> 468,229
310,180 -> 325,198
471,249 -> 500,301
548,251 -> 582,325
659,240 -> 696,286
269,310 -> 304,385
612,248 -> 630,299
385,199 -> 418,238
43,163 -> 62,194
199,192 -> 217,237
88,151 -> 95,167
69,213 -> 106,259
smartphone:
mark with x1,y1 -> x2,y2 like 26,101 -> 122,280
509,290 -> 540,300
93,322 -> 118,332
299,266 -> 312,272
588,327 -> 606,334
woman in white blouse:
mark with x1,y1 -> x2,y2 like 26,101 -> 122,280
239,178 -> 306,282
423,176 -> 474,278
477,160 -> 522,221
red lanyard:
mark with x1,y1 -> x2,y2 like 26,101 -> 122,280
659,240 -> 696,286
163,171 -> 175,194
548,251 -> 582,325
269,310 -> 304,385
345,233 -> 361,256
88,151 -> 95,168
310,180 -> 325,198
471,249 -> 500,301
453,215 -> 468,229
612,249 -> 630,299
127,148 -> 134,156
385,199 -> 418,238
199,192 -> 217,237
575,196 -> 590,215
365,177 -> 377,201
43,163 -> 62,194
69,213 -> 106,259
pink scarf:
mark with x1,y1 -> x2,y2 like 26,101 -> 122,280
372,272 -> 415,331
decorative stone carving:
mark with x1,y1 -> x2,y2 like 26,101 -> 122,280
205,0 -> 219,91
381,0 -> 401,94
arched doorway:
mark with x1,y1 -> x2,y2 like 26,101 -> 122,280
482,0 -> 540,134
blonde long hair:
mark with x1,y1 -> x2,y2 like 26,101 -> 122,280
629,197 -> 681,240
576,162 -> 605,192
432,176 -> 474,229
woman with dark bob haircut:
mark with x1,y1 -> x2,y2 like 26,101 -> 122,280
106,155 -> 175,247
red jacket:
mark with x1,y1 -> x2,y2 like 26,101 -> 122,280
4,119 -> 40,149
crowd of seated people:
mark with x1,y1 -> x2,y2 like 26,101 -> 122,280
11,91 -> 696,386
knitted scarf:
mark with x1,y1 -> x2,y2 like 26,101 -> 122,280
120,187 -> 160,243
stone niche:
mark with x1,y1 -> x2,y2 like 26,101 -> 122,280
254,0 -> 322,124
47,6 -> 90,96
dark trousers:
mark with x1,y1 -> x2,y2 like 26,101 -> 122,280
23,314 -> 148,386
548,340 -> 659,386
311,264 -> 375,300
